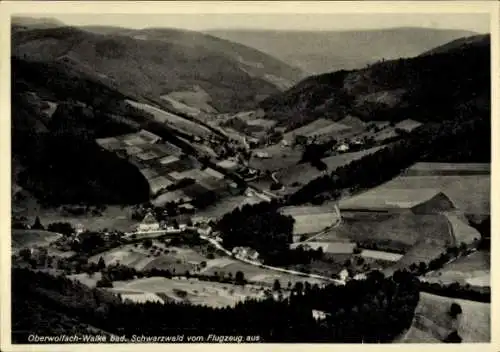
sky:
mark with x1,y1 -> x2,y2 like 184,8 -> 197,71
44,13 -> 490,33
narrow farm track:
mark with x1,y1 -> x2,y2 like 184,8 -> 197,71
121,227 -> 345,285
198,235 -> 346,285
303,204 -> 342,243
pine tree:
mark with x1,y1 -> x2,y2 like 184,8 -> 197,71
32,216 -> 44,230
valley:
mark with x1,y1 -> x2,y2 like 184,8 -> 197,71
9,14 -> 491,345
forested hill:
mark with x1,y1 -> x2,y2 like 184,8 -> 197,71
260,34 -> 490,130
207,27 -> 477,75
11,22 -> 303,113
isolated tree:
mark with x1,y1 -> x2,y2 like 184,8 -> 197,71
142,238 -> 153,249
418,262 -> 427,274
444,331 -> 462,343
235,270 -> 245,285
273,279 -> 282,292
32,216 -> 45,230
293,281 -> 304,296
97,256 -> 106,270
19,248 -> 31,262
96,274 -> 113,288
449,303 -> 463,318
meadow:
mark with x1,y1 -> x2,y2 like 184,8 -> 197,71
401,292 -> 490,343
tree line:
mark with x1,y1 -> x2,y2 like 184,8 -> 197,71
12,267 -> 420,343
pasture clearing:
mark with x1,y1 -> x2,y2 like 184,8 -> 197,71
338,188 -> 453,212
110,276 -> 264,308
201,258 -> 327,286
394,119 -> 422,132
404,162 -> 490,176
167,86 -> 216,113
384,242 -> 448,277
313,213 -> 450,253
280,205 -> 339,235
276,145 -> 386,187
290,242 -> 355,254
408,292 -> 490,342
423,250 -> 490,288
193,194 -> 263,220
444,213 -> 481,245
11,229 -> 62,250
378,175 -> 490,215
283,118 -> 351,141
67,272 -> 103,288
126,99 -> 213,137
20,205 -> 140,233
398,326 -> 441,343
249,144 -> 303,172
89,243 -> 209,273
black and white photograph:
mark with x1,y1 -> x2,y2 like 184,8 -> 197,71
1,0 -> 497,349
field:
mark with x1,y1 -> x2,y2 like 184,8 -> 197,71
423,250 -> 490,288
444,213 -> 481,245
394,119 -> 422,132
313,213 -> 451,253
276,145 -> 386,188
404,162 -> 490,176
249,144 -> 303,172
126,99 -> 213,137
109,276 -> 265,308
89,242 -> 209,273
193,194 -> 263,220
11,229 -> 62,251
38,206 -> 139,232
280,205 -> 339,235
401,292 -> 490,342
200,258 -> 327,286
282,118 -> 351,141
378,174 -> 490,215
291,241 -> 355,254
68,272 -> 103,288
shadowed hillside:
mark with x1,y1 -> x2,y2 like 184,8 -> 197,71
11,22 -> 303,113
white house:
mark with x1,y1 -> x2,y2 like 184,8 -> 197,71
336,143 -> 350,153
137,212 -> 160,232
74,223 -> 85,235
312,309 -> 328,321
197,224 -> 213,236
254,151 -> 270,159
339,269 -> 350,281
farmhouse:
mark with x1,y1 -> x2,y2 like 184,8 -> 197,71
137,212 -> 161,232
336,143 -> 350,152
254,151 -> 270,159
197,223 -> 213,236
339,188 -> 455,214
138,129 -> 162,144
312,310 -> 328,321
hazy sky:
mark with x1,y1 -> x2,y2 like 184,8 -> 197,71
46,13 -> 490,33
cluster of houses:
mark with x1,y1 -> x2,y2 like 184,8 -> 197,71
231,246 -> 260,262
135,211 -> 216,237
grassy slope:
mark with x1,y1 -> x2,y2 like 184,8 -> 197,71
402,292 -> 490,342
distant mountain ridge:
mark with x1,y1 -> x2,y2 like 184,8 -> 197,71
260,34 -> 490,129
11,18 -> 304,113
206,27 -> 479,74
